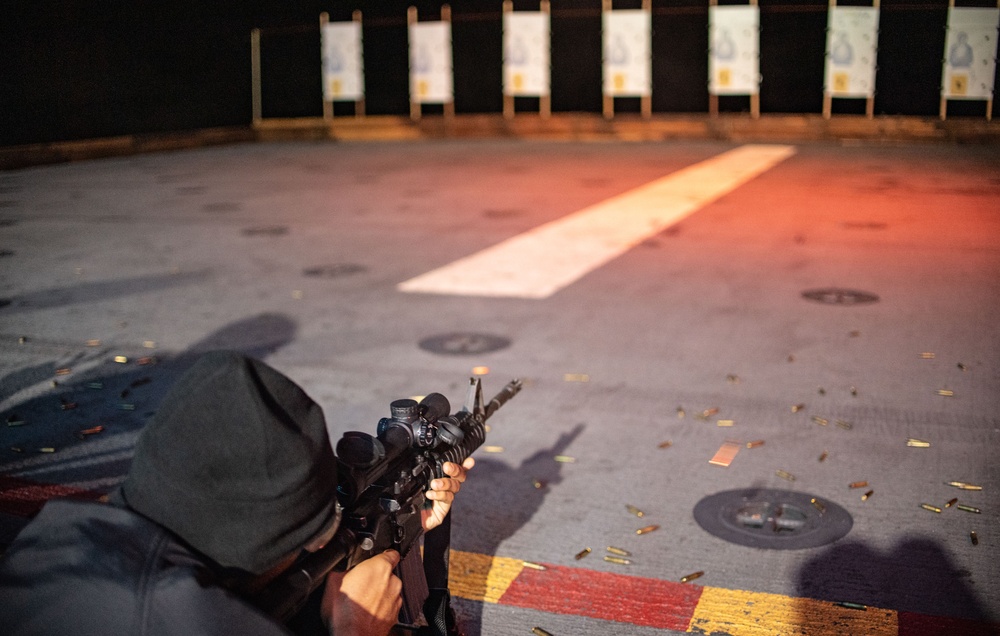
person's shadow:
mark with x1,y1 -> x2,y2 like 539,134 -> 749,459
795,537 -> 999,633
446,423 -> 585,636
0,313 -> 298,543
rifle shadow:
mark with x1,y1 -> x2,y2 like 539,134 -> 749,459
447,423 -> 585,636
0,313 -> 297,544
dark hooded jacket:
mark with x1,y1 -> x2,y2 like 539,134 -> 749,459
0,351 -> 339,635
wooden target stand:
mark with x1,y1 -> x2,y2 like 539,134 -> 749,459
822,0 -> 878,120
602,0 -> 652,120
320,11 -> 365,121
939,0 -> 998,121
708,0 -> 760,120
409,5 -> 455,121
502,0 -> 552,120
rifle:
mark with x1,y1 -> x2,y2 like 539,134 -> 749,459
254,376 -> 522,634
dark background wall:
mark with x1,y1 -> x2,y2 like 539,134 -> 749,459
2,0 -> 997,147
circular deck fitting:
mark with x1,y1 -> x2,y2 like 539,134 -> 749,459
419,333 -> 512,356
801,288 -> 879,305
302,264 -> 367,279
694,488 -> 853,550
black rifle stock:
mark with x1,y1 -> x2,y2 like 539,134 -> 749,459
254,377 -> 522,629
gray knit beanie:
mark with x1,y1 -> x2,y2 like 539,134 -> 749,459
122,351 -> 339,574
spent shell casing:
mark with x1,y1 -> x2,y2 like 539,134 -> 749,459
6,418 -> 25,427
746,440 -> 765,449
812,416 -> 829,426
862,490 -> 874,501
680,571 -> 704,583
676,406 -> 686,419
936,389 -> 954,397
957,363 -> 967,371
792,404 -> 806,413
143,340 -> 157,349
658,440 -> 673,449
849,481 -> 869,489
626,504 -> 645,518
86,339 -> 102,347
87,382 -> 104,389
603,556 -> 631,565
522,561 -> 548,571
483,445 -> 504,453
945,498 -> 958,508
945,481 -> 983,491
118,403 -> 136,411
38,447 -> 56,453
137,356 -> 157,366
907,438 -> 931,448
60,400 -> 78,411
717,420 -> 735,427
532,628 -> 554,636
921,503 -> 942,513
55,368 -> 71,376
79,425 -> 105,436
836,420 -> 853,430
818,451 -> 828,462
970,531 -> 979,546
702,407 -> 720,418
574,547 -> 592,560
606,546 -> 631,557
563,373 -> 589,382
114,356 -> 128,364
10,446 -> 23,453
554,455 -> 576,463
636,525 -> 660,535
835,601 -> 868,611
532,479 -> 546,489
811,498 -> 826,513
920,352 -> 936,359
472,366 -> 490,376
850,386 -> 858,397
956,504 -> 981,514
776,470 -> 795,481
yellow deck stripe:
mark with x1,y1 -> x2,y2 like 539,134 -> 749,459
448,549 -> 525,604
398,144 -> 796,299
687,586 -> 898,636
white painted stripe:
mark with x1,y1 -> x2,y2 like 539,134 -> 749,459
398,144 -> 796,299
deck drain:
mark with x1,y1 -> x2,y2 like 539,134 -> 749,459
242,225 -> 289,237
419,332 -> 511,355
303,264 -> 367,278
802,288 -> 879,305
694,488 -> 852,550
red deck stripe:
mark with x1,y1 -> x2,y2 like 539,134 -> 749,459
0,475 -> 104,518
898,610 -> 1000,636
498,563 -> 703,630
